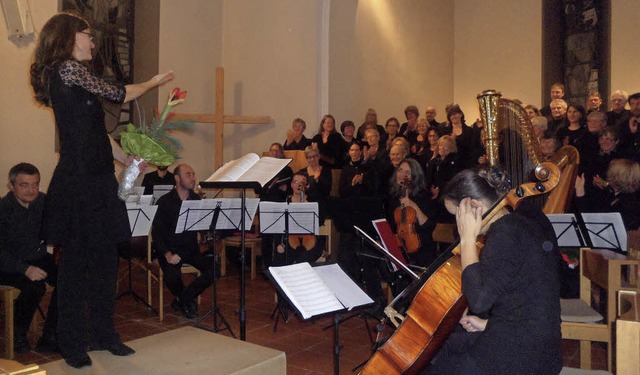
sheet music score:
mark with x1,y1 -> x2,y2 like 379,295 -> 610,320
153,185 -> 173,203
269,263 -> 372,320
126,203 -> 157,237
205,153 -> 292,187
175,198 -> 260,233
259,201 -> 319,235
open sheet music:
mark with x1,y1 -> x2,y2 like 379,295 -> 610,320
126,203 -> 157,237
205,153 -> 291,188
268,263 -> 373,320
175,198 -> 260,233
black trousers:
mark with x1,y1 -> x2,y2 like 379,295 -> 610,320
157,250 -> 214,302
57,236 -> 120,359
0,254 -> 58,340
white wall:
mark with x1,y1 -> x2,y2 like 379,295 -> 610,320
0,1 -> 58,192
330,0 -> 454,126
453,0 -> 543,122
611,0 -> 640,102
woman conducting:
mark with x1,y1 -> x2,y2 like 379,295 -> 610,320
426,167 -> 562,374
30,13 -> 173,368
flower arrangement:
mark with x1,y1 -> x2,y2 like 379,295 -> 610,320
118,88 -> 193,200
120,88 -> 193,166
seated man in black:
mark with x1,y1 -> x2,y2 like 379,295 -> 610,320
0,163 -> 58,353
141,165 -> 175,195
151,164 -> 214,319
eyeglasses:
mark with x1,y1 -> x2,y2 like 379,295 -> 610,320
306,154 -> 319,160
80,31 -> 95,41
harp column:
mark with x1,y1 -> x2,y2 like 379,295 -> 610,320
477,90 -> 502,167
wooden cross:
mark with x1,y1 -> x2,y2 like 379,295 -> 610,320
174,67 -> 272,170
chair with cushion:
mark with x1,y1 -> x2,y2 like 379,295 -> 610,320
561,247 -> 640,372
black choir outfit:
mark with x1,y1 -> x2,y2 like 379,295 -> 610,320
577,149 -> 618,213
428,204 -> 562,375
0,192 -> 57,351
283,135 -> 311,151
556,125 -> 587,147
607,109 -> 631,131
338,159 -> 377,199
151,189 -> 214,307
43,60 -> 131,360
310,132 -> 345,168
141,170 -> 175,195
398,123 -> 418,144
426,152 -> 462,223
299,167 -> 332,225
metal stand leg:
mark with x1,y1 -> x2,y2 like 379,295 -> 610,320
117,257 -> 157,314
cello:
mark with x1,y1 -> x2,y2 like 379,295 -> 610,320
359,160 -> 563,374
394,178 -> 421,254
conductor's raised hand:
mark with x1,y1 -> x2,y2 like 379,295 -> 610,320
153,71 -> 175,86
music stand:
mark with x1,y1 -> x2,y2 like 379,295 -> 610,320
176,198 -> 259,337
267,262 -> 373,375
259,201 -> 320,331
198,181 -> 263,341
548,212 -> 627,252
118,204 -> 158,312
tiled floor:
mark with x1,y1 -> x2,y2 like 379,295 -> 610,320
4,254 -> 607,374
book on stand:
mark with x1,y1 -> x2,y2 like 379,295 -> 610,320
205,153 -> 291,188
268,263 -> 373,320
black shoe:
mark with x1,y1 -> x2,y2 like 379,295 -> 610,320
14,336 -> 30,354
104,343 -> 135,356
65,353 -> 92,369
171,297 -> 197,319
36,333 -> 59,353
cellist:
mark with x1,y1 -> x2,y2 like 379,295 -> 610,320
272,173 -> 324,267
387,158 -> 438,267
426,167 -> 562,375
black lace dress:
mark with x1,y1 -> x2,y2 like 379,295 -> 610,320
44,60 -> 130,246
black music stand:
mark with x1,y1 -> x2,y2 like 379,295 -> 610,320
118,204 -> 158,312
199,180 -> 262,341
267,262 -> 373,375
259,201 -> 320,331
192,203 -> 233,337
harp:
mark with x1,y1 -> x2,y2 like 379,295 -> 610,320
477,89 -> 579,213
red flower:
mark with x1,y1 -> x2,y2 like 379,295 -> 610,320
169,88 -> 187,104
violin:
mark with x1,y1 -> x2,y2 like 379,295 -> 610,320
288,188 -> 317,251
394,179 -> 421,254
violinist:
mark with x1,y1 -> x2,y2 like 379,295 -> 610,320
387,158 -> 437,267
427,167 -> 562,375
272,173 -> 324,267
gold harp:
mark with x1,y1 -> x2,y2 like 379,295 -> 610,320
477,89 -> 579,214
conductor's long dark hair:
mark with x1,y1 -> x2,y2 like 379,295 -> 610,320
30,13 -> 90,106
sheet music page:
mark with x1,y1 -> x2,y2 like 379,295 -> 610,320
205,154 -> 291,187
269,263 -> 344,319
582,212 -> 627,251
259,201 -> 288,234
205,198 -> 260,230
152,185 -> 174,204
175,200 -> 218,233
206,153 -> 260,182
126,204 -> 158,237
314,264 -> 373,310
288,202 -> 320,235
547,214 -> 584,248
236,157 -> 292,187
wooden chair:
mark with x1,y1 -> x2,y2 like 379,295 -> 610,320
146,233 -> 202,321
561,248 -> 640,371
220,217 -> 262,280
0,286 -> 20,359
282,150 -> 307,173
